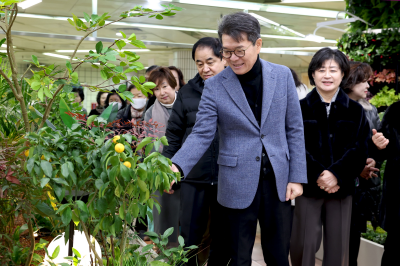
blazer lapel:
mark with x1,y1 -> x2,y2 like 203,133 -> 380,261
222,67 -> 259,129
260,60 -> 277,128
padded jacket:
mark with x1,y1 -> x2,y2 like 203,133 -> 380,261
162,73 -> 219,184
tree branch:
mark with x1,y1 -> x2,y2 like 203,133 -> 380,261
24,212 -> 35,266
20,64 -> 31,82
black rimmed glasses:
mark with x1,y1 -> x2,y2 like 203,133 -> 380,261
220,43 -> 253,59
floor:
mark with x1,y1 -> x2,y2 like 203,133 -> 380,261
251,236 -> 322,266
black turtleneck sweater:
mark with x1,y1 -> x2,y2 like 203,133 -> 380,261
237,56 -> 272,177
237,56 -> 263,125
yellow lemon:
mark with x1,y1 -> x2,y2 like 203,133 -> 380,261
41,155 -> 45,160
113,135 -> 120,144
115,143 -> 125,153
123,161 -> 131,168
24,150 -> 29,157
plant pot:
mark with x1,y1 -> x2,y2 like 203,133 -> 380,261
316,237 -> 384,265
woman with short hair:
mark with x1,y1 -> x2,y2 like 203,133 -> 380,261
290,48 -> 371,266
116,85 -> 147,125
89,91 -> 109,116
105,90 -> 126,111
144,67 -> 180,248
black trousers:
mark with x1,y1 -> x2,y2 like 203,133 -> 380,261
223,175 -> 292,266
180,182 -> 231,266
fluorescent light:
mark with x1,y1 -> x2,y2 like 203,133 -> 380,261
18,0 -> 42,9
262,47 -> 336,51
43,53 -> 78,60
281,0 -> 343,3
280,25 -> 305,38
174,0 -> 344,18
305,34 -> 326,43
249,13 -> 305,38
249,13 -> 280,27
15,13 -> 336,43
260,49 -> 315,56
55,49 -> 151,53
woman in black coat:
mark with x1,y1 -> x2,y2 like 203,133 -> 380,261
290,48 -> 371,266
343,62 -> 381,266
374,102 -> 400,265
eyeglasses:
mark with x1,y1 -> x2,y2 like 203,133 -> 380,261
220,44 -> 253,59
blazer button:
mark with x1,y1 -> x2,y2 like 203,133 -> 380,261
256,156 -> 260,161
261,134 -> 265,139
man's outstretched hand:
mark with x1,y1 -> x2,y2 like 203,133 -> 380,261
165,164 -> 180,194
286,182 -> 303,201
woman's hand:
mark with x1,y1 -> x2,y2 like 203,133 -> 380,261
317,170 -> 338,191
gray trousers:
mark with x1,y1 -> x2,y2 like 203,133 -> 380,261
290,195 -> 352,266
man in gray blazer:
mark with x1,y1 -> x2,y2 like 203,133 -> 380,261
169,12 -> 307,266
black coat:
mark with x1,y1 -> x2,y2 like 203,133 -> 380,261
162,73 -> 219,184
377,101 -> 400,231
352,100 -> 382,231
300,88 -> 370,198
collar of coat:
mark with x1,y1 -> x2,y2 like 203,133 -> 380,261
305,87 -> 350,109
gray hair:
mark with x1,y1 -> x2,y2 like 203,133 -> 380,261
218,12 -> 261,45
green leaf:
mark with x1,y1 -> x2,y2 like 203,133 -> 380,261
75,200 -> 89,214
160,136 -> 168,146
128,33 -> 136,41
38,87 -> 44,101
0,38 -> 6,47
100,69 -> 108,80
119,31 -> 127,38
116,40 -> 126,50
83,12 -> 91,22
112,76 -> 120,84
163,227 -> 174,238
41,88 -> 51,100
137,179 -> 147,192
71,72 -> 79,83
31,81 -> 41,91
130,40 -> 146,49
136,137 -> 153,151
155,14 -> 163,20
41,160 -> 53,177
61,207 -> 72,225
51,245 -> 60,259
96,197 -> 108,214
178,235 -> 185,247
66,61 -> 72,73
118,84 -> 127,93
32,55 -> 39,65
139,75 -> 146,83
129,202 -> 139,217
72,247 -> 81,258
87,115 -> 98,126
142,244 -> 153,252
60,97 -> 76,129
40,177 -> 50,188
96,41 -> 103,54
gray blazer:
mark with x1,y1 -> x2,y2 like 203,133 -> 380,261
172,59 -> 307,209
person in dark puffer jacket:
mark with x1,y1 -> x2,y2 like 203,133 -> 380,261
162,37 -> 230,266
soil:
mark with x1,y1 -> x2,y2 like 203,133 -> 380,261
14,214 -> 55,265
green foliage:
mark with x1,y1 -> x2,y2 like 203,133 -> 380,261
121,227 -> 197,266
362,222 -> 387,245
369,86 -> 400,107
339,1 -> 400,66
345,0 -> 400,31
